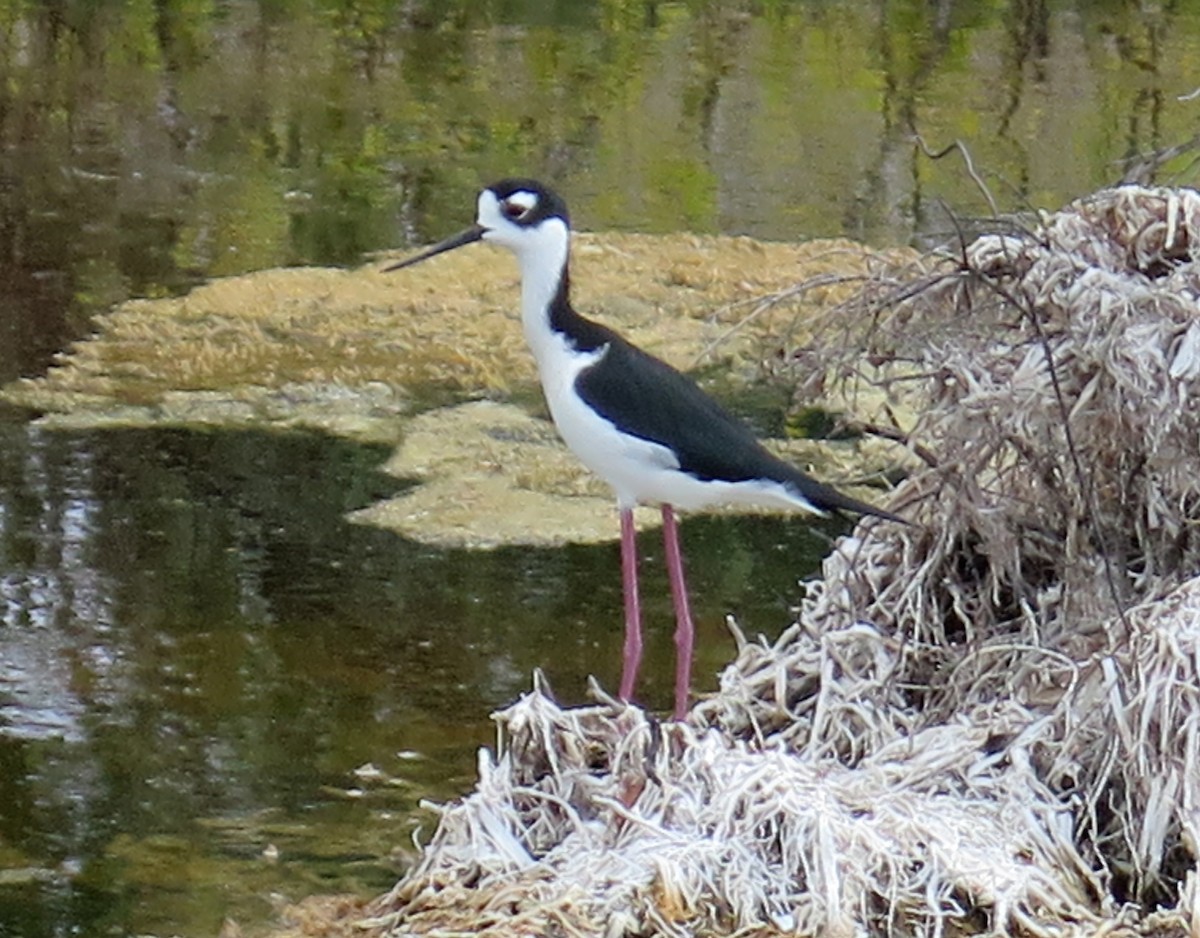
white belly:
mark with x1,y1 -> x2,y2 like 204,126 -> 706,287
537,343 -> 819,515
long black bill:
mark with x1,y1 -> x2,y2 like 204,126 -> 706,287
383,224 -> 487,271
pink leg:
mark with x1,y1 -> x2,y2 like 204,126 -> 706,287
661,505 -> 694,721
618,507 -> 642,703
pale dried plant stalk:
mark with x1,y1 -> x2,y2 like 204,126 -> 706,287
367,186 -> 1200,938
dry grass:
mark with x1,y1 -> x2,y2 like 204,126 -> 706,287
359,186 -> 1200,937
2,234 -> 893,424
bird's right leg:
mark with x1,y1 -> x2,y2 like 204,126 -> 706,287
661,504 -> 694,721
618,507 -> 642,702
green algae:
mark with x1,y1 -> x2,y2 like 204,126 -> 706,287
2,233 -> 911,546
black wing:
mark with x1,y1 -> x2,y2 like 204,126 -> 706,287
574,334 -> 902,522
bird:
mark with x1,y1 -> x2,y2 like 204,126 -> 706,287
386,178 -> 903,720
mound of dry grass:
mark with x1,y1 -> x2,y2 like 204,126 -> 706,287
357,186 -> 1200,938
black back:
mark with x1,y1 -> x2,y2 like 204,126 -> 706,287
573,325 -> 902,522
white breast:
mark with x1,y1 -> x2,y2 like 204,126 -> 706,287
533,336 -> 671,509
534,335 -> 818,515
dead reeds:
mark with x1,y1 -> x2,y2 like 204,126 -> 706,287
366,185 -> 1200,937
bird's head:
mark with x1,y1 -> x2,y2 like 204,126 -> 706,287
385,178 -> 570,272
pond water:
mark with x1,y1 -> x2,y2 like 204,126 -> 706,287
1,1 -> 1198,935
0,422 -> 835,935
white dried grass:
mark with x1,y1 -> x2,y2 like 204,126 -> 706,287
373,681 -> 1107,938
368,186 -> 1199,938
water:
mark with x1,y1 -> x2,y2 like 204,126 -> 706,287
0,420 -> 836,935
4,2 -> 1198,385
1,1 -> 1199,933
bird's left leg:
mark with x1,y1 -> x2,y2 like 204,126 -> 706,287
661,504 -> 694,721
618,507 -> 643,703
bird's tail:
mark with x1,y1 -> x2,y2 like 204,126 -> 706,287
791,475 -> 908,526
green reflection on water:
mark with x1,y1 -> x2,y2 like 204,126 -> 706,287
3,0 -> 1199,381
0,424 -> 838,935
1,0 -> 1198,931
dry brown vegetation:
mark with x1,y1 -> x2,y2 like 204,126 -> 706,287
3,234 -> 905,546
3,234 -> 888,429
359,186 -> 1200,938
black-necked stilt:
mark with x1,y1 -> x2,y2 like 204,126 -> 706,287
388,178 -> 903,720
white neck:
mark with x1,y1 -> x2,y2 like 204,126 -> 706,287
474,189 -> 573,369
510,219 -> 570,366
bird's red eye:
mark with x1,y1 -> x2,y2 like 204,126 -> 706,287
502,200 -> 526,219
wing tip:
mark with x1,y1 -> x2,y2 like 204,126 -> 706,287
790,478 -> 910,527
